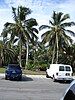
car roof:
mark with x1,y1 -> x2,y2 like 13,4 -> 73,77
8,64 -> 20,66
7,64 -> 20,67
50,64 -> 71,66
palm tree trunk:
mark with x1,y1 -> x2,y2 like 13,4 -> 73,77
56,32 -> 58,64
51,44 -> 55,64
25,40 -> 29,69
19,39 -> 22,68
0,54 -> 2,67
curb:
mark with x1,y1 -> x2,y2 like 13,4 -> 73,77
0,74 -> 75,79
0,74 -> 5,77
0,74 -> 46,78
25,75 -> 46,78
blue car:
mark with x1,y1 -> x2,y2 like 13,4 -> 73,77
5,64 -> 22,81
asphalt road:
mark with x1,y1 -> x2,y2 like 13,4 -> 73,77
0,75 -> 70,100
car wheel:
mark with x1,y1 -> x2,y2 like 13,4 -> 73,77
18,76 -> 22,81
5,75 -> 8,80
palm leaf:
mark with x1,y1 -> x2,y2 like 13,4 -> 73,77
66,30 -> 75,37
25,18 -> 38,27
61,22 -> 75,28
13,38 -> 19,43
57,12 -> 63,23
39,25 -> 50,30
32,28 -> 38,34
60,14 -> 70,22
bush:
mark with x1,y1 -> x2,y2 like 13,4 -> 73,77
39,63 -> 48,71
26,60 -> 49,71
27,60 -> 34,70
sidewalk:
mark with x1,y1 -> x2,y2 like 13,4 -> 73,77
0,73 -> 46,78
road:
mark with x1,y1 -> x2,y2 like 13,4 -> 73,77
0,75 -> 70,100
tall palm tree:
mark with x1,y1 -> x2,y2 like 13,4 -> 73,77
24,18 -> 38,68
39,11 -> 75,64
1,6 -> 38,68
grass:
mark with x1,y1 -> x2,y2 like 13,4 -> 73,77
23,70 -> 46,75
0,68 -> 5,73
0,67 -> 46,75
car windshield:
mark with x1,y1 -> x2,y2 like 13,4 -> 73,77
65,66 -> 71,71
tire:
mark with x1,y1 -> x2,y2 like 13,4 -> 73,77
5,75 -> 8,80
46,72 -> 49,78
53,75 -> 56,82
18,76 -> 22,81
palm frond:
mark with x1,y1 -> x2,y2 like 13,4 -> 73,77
13,38 -> 19,43
12,7 -> 18,22
39,25 -> 50,31
32,28 -> 38,34
49,20 -> 54,26
61,31 -> 73,44
66,29 -> 75,37
60,14 -> 70,22
41,31 -> 50,39
57,12 -> 63,23
61,22 -> 75,28
52,11 -> 57,24
25,18 -> 38,27
4,22 -> 12,27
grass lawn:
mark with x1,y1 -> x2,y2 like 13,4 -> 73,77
0,68 -> 5,73
23,70 -> 46,75
0,67 -> 46,75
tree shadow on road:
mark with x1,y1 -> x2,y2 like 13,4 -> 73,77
21,76 -> 33,82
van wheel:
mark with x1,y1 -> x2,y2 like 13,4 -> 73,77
53,75 -> 56,82
46,72 -> 49,78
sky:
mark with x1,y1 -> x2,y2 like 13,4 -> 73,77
0,0 -> 75,41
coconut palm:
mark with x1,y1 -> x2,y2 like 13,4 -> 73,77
0,40 -> 4,66
0,38 -> 17,66
39,11 -> 75,64
1,6 -> 38,68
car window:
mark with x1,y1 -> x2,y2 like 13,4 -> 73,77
8,65 -> 21,69
59,66 -> 64,71
64,84 -> 75,100
65,66 -> 71,71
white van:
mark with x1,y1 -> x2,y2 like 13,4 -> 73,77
46,64 -> 73,82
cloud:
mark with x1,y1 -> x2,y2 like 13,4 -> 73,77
0,0 -> 75,41
0,8 -> 13,33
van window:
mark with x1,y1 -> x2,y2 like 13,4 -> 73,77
59,66 -> 64,71
65,66 -> 71,71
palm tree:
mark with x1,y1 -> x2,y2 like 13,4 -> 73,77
0,40 -> 4,66
39,11 -> 75,64
1,6 -> 38,68
24,18 -> 38,68
0,38 -> 17,66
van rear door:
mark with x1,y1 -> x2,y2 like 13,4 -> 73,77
58,65 -> 72,80
65,65 -> 72,76
58,65 -> 72,79
59,65 -> 65,76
